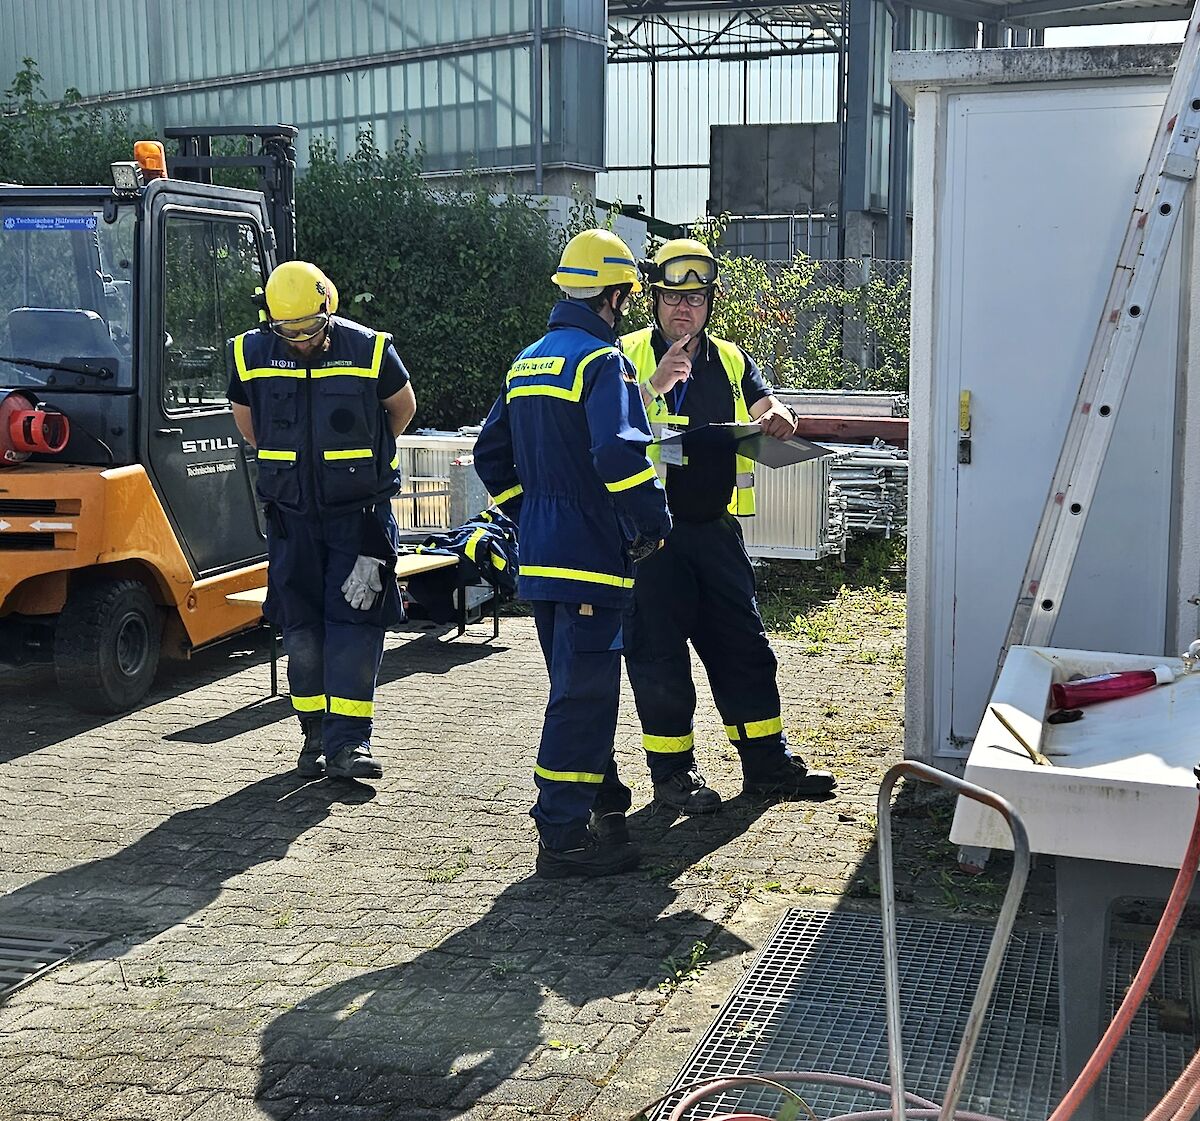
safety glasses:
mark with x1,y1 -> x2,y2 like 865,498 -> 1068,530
658,290 -> 708,308
269,312 -> 329,342
658,254 -> 718,288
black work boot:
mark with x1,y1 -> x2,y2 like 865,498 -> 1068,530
326,743 -> 384,781
536,836 -> 640,879
653,767 -> 722,815
297,719 -> 325,778
743,756 -> 836,800
588,809 -> 631,845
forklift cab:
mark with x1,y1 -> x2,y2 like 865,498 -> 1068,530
0,127 -> 297,711
0,178 -> 272,574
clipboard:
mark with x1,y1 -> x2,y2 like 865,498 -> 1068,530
653,423 -> 832,469
738,432 -> 832,468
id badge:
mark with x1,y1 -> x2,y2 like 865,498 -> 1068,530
659,425 -> 685,467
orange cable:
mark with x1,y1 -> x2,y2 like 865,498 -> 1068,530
1048,787 -> 1200,1121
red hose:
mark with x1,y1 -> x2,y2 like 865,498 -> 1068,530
1048,788 -> 1200,1121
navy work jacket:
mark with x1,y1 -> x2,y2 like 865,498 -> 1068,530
473,300 -> 671,608
229,316 -> 399,516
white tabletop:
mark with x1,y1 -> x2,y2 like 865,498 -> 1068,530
949,645 -> 1200,869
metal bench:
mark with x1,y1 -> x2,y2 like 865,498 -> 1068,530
225,552 -> 499,696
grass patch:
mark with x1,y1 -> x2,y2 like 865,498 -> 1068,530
658,939 -> 710,993
424,854 -> 469,883
137,965 -> 170,987
757,538 -> 906,642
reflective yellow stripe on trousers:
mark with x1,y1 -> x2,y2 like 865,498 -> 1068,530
643,731 -> 695,754
330,697 -> 374,718
725,717 -> 784,742
291,694 -> 326,713
534,765 -> 605,784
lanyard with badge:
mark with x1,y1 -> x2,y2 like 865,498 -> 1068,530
659,358 -> 691,467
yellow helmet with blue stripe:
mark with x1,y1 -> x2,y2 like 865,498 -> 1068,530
552,229 -> 642,294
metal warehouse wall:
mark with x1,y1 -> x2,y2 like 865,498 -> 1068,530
0,0 -> 605,177
600,31 -> 840,225
602,1 -> 975,230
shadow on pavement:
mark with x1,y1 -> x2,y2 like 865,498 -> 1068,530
164,630 -> 501,745
255,796 -> 769,1117
0,773 -> 374,950
0,627 -> 278,766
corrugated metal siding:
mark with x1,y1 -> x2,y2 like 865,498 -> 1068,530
600,11 -> 840,224
865,1 -> 975,210
0,0 -> 603,173
599,3 -> 975,224
741,456 -> 836,559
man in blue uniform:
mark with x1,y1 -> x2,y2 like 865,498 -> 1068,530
227,261 -> 416,782
621,239 -> 836,814
474,229 -> 672,879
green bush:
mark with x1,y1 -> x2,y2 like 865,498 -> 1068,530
297,132 -> 561,429
0,59 -> 143,185
2,60 -> 910,417
620,214 -> 910,394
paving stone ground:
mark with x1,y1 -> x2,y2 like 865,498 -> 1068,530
0,608 -> 1049,1121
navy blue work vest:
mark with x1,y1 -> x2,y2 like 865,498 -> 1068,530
231,317 -> 399,515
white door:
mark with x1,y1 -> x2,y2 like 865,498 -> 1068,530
933,84 -> 1182,754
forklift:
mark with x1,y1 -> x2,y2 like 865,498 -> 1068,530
0,125 -> 297,712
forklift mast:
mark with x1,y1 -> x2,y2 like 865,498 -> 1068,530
162,124 -> 298,262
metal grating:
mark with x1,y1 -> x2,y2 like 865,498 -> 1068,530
0,924 -> 108,1001
656,909 -> 1197,1121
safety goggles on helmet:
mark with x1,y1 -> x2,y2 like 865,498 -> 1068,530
270,312 -> 330,343
643,253 -> 718,289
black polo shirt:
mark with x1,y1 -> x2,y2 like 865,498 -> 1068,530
647,328 -> 771,523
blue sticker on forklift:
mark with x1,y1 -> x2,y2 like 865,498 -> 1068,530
3,215 -> 97,231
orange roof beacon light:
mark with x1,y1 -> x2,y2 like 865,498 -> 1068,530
133,140 -> 168,180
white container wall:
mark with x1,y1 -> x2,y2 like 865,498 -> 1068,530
741,456 -> 838,560
395,434 -> 840,558
893,45 -> 1200,771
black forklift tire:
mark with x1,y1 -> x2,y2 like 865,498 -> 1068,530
53,579 -> 162,713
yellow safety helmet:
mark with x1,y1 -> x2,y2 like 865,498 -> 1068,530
644,237 -> 718,291
265,260 -> 340,341
552,229 -> 642,294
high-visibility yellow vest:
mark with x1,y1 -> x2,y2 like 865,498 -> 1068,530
621,327 -> 755,516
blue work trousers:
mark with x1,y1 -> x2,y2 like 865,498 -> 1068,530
623,513 -> 789,783
531,601 -> 632,850
264,501 -> 402,758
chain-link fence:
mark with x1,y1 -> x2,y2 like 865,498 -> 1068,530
705,254 -> 910,395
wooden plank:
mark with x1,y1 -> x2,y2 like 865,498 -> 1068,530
224,554 -> 457,606
395,553 -> 457,579
792,415 -> 909,445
